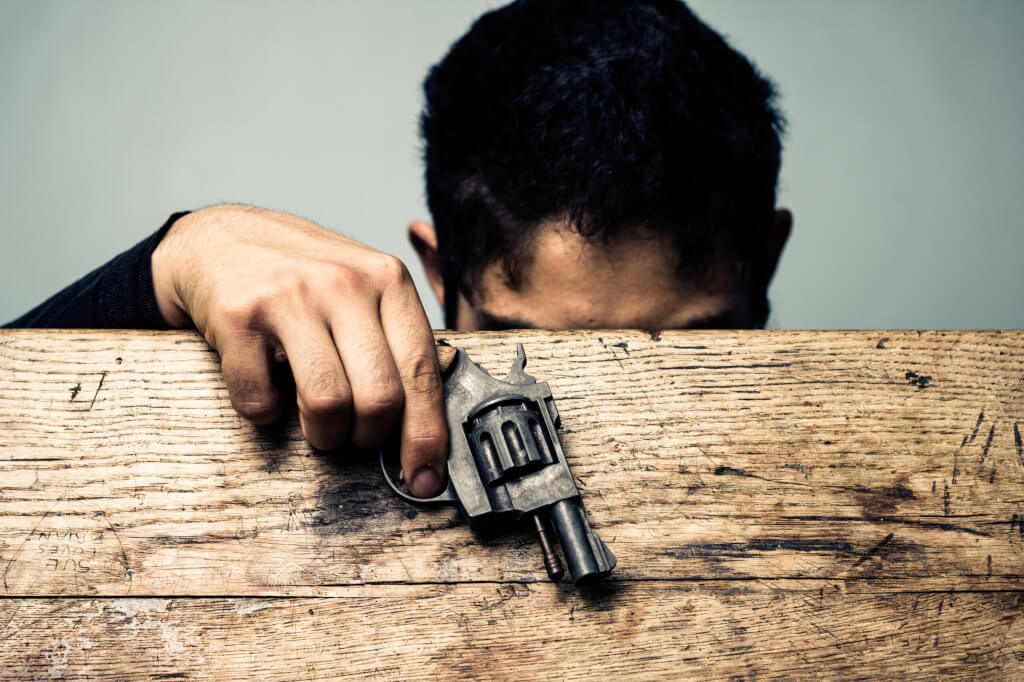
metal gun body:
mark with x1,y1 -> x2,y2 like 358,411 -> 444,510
381,344 -> 615,584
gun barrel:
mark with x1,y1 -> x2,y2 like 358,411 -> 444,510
549,499 -> 616,583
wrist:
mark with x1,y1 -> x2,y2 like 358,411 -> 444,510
151,212 -> 195,328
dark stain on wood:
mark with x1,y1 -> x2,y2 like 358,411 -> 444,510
313,449 -> 406,536
314,480 -> 401,536
855,479 -> 917,516
673,539 -> 856,560
905,371 -> 933,390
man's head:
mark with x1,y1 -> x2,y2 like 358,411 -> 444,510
410,0 -> 791,331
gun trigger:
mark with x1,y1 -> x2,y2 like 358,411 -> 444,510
379,446 -> 458,507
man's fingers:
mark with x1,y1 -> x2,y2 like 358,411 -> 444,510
379,270 -> 448,498
274,318 -> 353,451
331,306 -> 404,449
218,331 -> 282,425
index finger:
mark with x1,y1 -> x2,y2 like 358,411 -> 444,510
379,275 -> 448,498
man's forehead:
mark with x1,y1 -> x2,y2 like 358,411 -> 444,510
470,222 -> 740,330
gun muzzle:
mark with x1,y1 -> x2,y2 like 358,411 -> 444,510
548,498 -> 617,583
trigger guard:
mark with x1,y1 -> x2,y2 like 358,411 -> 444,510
379,445 -> 458,506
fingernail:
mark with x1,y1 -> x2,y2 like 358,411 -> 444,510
410,466 -> 441,498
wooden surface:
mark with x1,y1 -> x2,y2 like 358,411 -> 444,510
0,329 -> 1022,679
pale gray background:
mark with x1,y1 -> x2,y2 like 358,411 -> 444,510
2,0 -> 1021,328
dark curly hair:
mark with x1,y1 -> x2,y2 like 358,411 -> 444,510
421,0 -> 785,328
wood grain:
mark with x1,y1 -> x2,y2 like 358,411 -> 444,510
1,585 -> 1021,680
1,329 -> 1022,679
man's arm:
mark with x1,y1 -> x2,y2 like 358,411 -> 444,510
6,205 -> 447,497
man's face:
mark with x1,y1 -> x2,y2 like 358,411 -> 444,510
410,212 -> 790,332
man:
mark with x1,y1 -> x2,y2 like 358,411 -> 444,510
5,0 -> 791,500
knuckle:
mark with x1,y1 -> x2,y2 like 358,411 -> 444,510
302,391 -> 351,419
408,425 -> 446,452
323,263 -> 360,293
374,253 -> 411,290
224,368 -> 278,422
400,353 -> 442,396
233,397 -> 279,423
300,358 -> 350,419
215,294 -> 267,329
271,270 -> 308,300
356,383 -> 404,422
403,422 -> 448,466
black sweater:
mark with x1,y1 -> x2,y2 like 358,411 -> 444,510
3,212 -> 189,329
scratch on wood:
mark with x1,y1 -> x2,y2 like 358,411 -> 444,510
980,424 -> 996,464
852,533 -> 895,568
1014,423 -> 1023,471
712,466 -> 811,489
970,411 -> 985,443
953,410 -> 985,484
0,600 -> 23,641
88,371 -> 108,411
102,513 -> 133,588
2,493 -> 66,590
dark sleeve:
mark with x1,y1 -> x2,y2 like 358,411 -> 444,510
3,212 -> 191,329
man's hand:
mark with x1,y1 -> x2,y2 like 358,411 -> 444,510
152,204 -> 447,497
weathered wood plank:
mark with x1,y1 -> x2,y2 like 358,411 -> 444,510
2,329 -> 1023,679
1,584 -> 1021,680
1,330 -> 1022,597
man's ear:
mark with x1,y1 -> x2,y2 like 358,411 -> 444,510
762,209 -> 792,284
408,221 -> 445,310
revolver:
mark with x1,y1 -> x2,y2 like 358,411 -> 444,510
380,343 -> 615,584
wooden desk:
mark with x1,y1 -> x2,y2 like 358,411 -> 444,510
1,330 -> 1022,679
